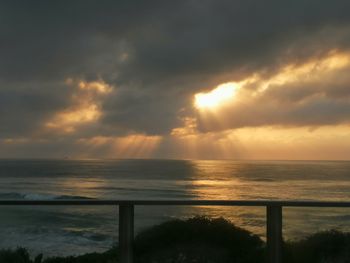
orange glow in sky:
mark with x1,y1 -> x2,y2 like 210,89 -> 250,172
194,83 -> 237,109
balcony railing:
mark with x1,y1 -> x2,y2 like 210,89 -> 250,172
1,199 -> 350,263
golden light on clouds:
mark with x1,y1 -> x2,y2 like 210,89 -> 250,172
255,50 -> 350,93
194,82 -> 238,109
45,79 -> 112,133
3,138 -> 30,144
10,50 -> 350,160
45,104 -> 101,133
78,80 -> 111,93
170,50 -> 350,160
171,117 -> 198,136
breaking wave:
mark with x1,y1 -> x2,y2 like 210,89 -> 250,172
0,192 -> 94,200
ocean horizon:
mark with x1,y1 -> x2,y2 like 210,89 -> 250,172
1,159 -> 350,257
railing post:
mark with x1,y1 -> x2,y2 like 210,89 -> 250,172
266,205 -> 282,263
119,204 -> 134,263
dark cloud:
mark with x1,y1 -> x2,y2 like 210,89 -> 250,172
101,87 -> 188,135
198,98 -> 350,132
0,81 -> 71,137
197,61 -> 350,131
1,0 -> 350,141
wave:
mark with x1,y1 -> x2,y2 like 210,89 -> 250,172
63,228 -> 111,242
0,192 -> 94,200
0,226 -> 112,257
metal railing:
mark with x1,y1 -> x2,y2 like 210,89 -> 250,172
1,200 -> 350,263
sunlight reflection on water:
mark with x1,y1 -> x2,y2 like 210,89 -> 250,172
1,159 -> 350,256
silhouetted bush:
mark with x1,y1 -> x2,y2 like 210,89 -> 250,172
134,216 -> 264,263
0,247 -> 42,263
284,230 -> 350,263
2,217 -> 350,263
0,247 -> 118,263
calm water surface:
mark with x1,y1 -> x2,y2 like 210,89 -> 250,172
0,159 -> 349,256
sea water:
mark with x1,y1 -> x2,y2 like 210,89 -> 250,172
0,159 -> 350,256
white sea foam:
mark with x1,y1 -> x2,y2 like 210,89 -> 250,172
0,192 -> 93,200
1,159 -> 350,256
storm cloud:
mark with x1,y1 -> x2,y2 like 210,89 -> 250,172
1,0 -> 350,158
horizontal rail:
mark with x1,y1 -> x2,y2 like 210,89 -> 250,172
0,199 -> 350,207
1,199 -> 349,263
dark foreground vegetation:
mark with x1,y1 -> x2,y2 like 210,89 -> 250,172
1,216 -> 350,263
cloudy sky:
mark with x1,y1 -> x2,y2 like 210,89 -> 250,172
1,0 -> 350,159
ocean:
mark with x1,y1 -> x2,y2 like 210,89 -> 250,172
0,159 -> 350,256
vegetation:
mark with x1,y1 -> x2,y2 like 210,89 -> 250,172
134,216 -> 263,263
284,230 -> 350,263
1,217 -> 350,263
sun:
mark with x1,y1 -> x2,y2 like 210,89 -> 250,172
194,82 -> 237,109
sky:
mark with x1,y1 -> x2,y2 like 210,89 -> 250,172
1,0 -> 350,160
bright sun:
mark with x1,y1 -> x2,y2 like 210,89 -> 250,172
194,82 -> 237,109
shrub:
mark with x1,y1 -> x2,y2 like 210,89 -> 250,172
134,216 -> 264,263
3,218 -> 350,263
284,230 -> 350,263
